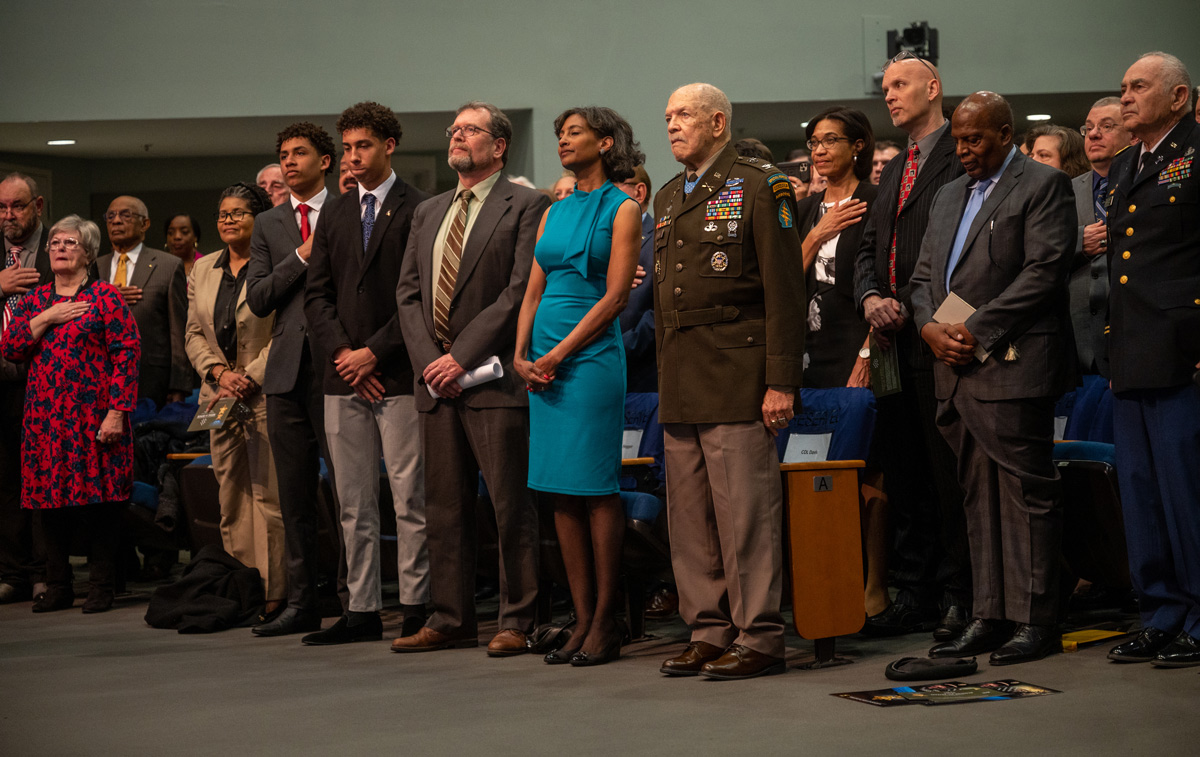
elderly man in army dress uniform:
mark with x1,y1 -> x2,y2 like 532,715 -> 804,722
653,83 -> 807,680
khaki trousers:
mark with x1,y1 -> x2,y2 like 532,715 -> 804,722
209,393 -> 286,601
663,421 -> 785,658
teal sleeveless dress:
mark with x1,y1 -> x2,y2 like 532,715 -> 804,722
527,182 -> 630,495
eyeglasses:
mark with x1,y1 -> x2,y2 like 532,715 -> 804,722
1080,122 -> 1120,136
48,237 -> 81,251
104,209 -> 145,222
215,209 -> 254,222
806,136 -> 851,151
882,50 -> 939,81
0,200 -> 32,216
445,125 -> 494,139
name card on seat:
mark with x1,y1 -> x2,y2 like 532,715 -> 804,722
622,429 -> 644,459
783,432 -> 832,464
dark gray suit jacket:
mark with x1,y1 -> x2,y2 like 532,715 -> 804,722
1068,170 -> 1108,374
96,245 -> 191,399
911,150 -> 1078,401
396,174 -> 550,413
247,194 -> 328,395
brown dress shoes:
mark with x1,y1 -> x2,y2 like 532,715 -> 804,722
660,641 -> 727,676
390,626 -> 477,653
700,644 -> 787,680
486,629 -> 529,657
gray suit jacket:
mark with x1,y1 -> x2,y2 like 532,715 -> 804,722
1068,171 -> 1109,374
96,246 -> 191,397
246,197 -> 326,395
911,151 -> 1078,401
396,174 -> 551,413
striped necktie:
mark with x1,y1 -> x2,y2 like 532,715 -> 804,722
2,246 -> 24,332
1093,176 -> 1108,222
888,143 -> 920,294
433,189 -> 473,346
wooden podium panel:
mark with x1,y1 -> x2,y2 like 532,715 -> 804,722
782,461 -> 865,641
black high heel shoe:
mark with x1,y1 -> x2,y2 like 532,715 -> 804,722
569,634 -> 622,667
544,647 -> 576,665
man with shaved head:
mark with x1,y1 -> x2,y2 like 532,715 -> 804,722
654,82 -> 806,679
1105,52 -> 1200,668
911,91 -> 1076,666
99,195 -> 191,408
853,53 -> 971,640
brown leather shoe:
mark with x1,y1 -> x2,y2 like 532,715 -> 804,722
487,629 -> 528,657
660,641 -> 726,676
700,644 -> 786,680
390,626 -> 477,653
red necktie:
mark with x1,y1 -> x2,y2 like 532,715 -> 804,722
2,246 -> 24,333
888,143 -> 920,295
297,203 -> 311,242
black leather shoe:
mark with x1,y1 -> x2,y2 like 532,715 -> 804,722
1108,627 -> 1176,663
932,604 -> 970,642
253,607 -> 322,637
32,587 -> 75,613
570,634 -> 622,667
255,604 -> 286,626
81,587 -> 114,614
1151,632 -> 1200,668
929,617 -> 1014,658
301,613 -> 383,646
861,602 -> 935,637
989,623 -> 1060,665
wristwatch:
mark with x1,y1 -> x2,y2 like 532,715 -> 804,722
859,347 -> 871,359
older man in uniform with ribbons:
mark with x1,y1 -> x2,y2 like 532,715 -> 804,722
653,83 -> 806,680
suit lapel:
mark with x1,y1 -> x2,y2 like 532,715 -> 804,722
419,190 -> 455,311
680,144 -> 737,216
901,126 -> 955,213
1131,118 -> 1195,191
278,207 -> 303,249
129,248 -> 157,289
958,152 -> 1025,262
362,179 -> 406,271
453,177 -> 511,300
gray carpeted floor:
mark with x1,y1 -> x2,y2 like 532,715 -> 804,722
2,585 -> 1197,756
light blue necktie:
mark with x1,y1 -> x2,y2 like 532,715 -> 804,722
945,179 -> 992,292
362,193 -> 376,250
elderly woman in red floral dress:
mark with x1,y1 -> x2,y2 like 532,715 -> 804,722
0,215 -> 140,614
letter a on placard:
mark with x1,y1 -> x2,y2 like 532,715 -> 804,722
813,475 -> 833,492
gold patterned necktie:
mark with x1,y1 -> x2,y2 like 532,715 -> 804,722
433,189 -> 473,346
115,252 -> 130,287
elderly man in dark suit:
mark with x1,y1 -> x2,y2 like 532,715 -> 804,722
392,102 -> 550,656
97,195 -> 191,409
654,83 -> 806,680
912,91 -> 1077,666
246,122 -> 343,637
1069,96 -> 1133,376
853,54 -> 971,640
302,102 -> 431,646
0,172 -> 52,604
1105,52 -> 1200,668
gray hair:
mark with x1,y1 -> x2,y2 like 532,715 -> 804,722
673,83 -> 734,132
255,163 -> 282,183
455,101 -> 514,165
1,172 -> 39,198
1091,95 -> 1121,110
1138,51 -> 1192,98
47,215 -> 101,264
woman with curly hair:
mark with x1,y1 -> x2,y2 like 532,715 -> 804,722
514,106 -> 643,666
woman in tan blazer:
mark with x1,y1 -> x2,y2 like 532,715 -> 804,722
186,183 -> 285,614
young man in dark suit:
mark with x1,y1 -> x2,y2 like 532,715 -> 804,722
246,122 -> 342,637
852,54 -> 972,640
393,102 -> 550,656
302,102 -> 430,645
97,195 -> 191,409
911,91 -> 1077,666
1105,52 -> 1200,668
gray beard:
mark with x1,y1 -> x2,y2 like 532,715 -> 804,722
448,153 -> 477,173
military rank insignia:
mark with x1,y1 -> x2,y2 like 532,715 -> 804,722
710,251 -> 728,272
778,202 -> 793,229
766,172 -> 793,203
706,187 -> 743,220
1158,156 -> 1192,185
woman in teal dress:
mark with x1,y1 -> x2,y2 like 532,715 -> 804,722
514,106 -> 643,666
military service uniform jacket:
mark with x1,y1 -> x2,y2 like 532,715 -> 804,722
1105,117 -> 1200,393
652,142 -> 806,424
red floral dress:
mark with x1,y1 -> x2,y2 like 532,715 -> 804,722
0,280 -> 140,509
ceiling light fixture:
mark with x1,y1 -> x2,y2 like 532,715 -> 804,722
1025,114 -> 1051,122
46,139 -> 76,146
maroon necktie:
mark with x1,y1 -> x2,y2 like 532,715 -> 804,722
888,143 -> 920,294
2,246 -> 24,333
297,203 -> 311,242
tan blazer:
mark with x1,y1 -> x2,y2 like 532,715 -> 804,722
186,249 -> 275,406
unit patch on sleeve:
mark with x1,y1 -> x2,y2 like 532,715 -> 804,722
778,201 -> 793,229
766,172 -> 793,202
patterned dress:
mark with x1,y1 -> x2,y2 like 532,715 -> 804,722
0,280 -> 140,509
